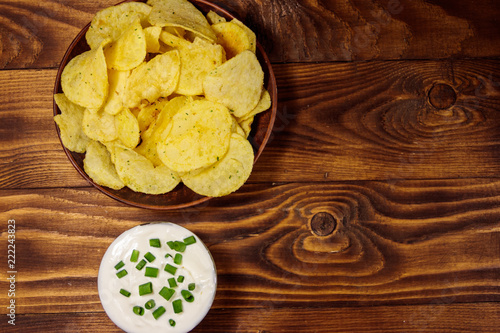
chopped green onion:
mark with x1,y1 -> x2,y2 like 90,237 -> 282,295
149,238 -> 161,248
135,259 -> 147,270
181,289 -> 194,302
167,240 -> 186,252
152,306 -> 166,320
119,289 -> 131,297
169,319 -> 176,327
177,275 -> 185,283
133,306 -> 144,316
145,267 -> 159,278
139,282 -> 153,296
188,283 -> 195,291
164,263 -> 177,275
172,299 -> 183,314
174,253 -> 183,265
114,261 -> 125,270
165,253 -> 173,259
145,299 -> 156,310
168,277 -> 177,288
116,269 -> 128,279
159,287 -> 175,301
183,235 -> 196,245
174,241 -> 186,252
130,249 -> 140,262
144,252 -> 156,262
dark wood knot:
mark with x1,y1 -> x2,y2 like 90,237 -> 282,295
428,83 -> 457,109
310,212 -> 337,236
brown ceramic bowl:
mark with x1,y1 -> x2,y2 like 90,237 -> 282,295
53,0 -> 277,210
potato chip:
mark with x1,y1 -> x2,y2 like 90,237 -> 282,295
137,98 -> 169,138
82,108 -> 117,142
143,26 -> 162,53
238,116 -> 253,138
61,44 -> 109,109
84,140 -> 125,190
135,96 -> 189,166
203,50 -> 264,118
239,88 -> 271,121
113,144 -> 180,194
102,69 -> 130,115
157,98 -> 232,173
103,17 -> 146,71
86,2 -> 152,49
175,37 -> 225,95
206,10 -> 226,25
165,26 -> 187,38
148,0 -> 216,42
211,21 -> 253,59
182,133 -> 254,197
53,93 -> 90,153
231,116 -> 247,138
123,50 -> 181,108
134,135 -> 162,166
115,108 -> 140,148
159,30 -> 191,49
232,18 -> 256,53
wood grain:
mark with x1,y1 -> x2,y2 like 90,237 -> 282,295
2,60 -> 500,189
1,0 -> 500,69
255,59 -> 500,182
1,179 -> 499,314
1,303 -> 498,332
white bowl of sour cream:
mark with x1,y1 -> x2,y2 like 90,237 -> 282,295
98,222 -> 217,333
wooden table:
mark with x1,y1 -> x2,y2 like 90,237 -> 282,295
1,0 -> 500,331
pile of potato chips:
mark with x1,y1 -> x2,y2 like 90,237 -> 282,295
54,0 -> 271,197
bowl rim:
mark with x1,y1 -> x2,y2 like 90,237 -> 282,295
53,0 -> 277,210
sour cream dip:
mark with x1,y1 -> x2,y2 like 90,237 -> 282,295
98,222 -> 217,333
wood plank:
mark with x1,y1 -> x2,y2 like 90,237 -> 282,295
254,59 -> 500,182
1,0 -> 500,69
1,179 -> 499,314
0,69 -> 89,189
2,303 -> 499,332
2,60 -> 500,189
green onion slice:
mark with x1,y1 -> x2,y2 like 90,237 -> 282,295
138,282 -> 153,296
114,261 -> 125,270
183,235 -> 196,245
135,259 -> 147,271
172,299 -> 183,314
167,240 -> 186,252
145,267 -> 159,278
116,269 -> 128,279
174,253 -> 183,265
181,289 -> 195,302
133,306 -> 144,316
144,252 -> 156,263
159,287 -> 175,301
164,263 -> 177,275
169,319 -> 176,327
119,289 -> 131,297
152,306 -> 166,320
174,241 -> 186,252
145,299 -> 156,310
130,249 -> 140,262
168,277 -> 177,288
149,238 -> 161,248
188,283 -> 195,291
177,275 -> 185,283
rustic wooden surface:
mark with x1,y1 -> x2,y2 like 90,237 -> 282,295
1,0 -> 500,331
